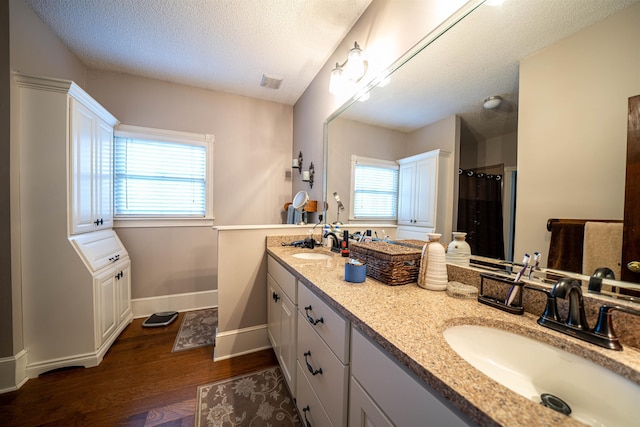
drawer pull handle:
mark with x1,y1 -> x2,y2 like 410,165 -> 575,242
302,405 -> 312,427
273,292 -> 280,302
303,351 -> 323,376
304,306 -> 324,326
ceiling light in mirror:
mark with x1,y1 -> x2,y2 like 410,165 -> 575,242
483,95 -> 503,109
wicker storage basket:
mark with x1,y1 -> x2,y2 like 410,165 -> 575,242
349,240 -> 426,286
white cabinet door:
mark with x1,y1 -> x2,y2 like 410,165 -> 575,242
116,261 -> 131,325
414,156 -> 437,228
95,267 -> 117,349
397,150 -> 452,236
267,274 -> 282,355
280,292 -> 297,396
70,99 -> 96,235
267,257 -> 298,398
69,98 -> 114,235
95,118 -> 114,230
397,162 -> 416,226
95,259 -> 131,350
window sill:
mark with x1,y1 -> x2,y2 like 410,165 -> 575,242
114,217 -> 215,228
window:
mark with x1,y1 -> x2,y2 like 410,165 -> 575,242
114,125 -> 214,222
350,156 -> 399,219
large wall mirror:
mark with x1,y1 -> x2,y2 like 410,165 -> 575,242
324,0 -> 640,297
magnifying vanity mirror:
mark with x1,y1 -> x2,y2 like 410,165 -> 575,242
292,190 -> 310,225
323,0 -> 640,298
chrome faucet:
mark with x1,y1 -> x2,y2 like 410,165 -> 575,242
528,279 -> 640,350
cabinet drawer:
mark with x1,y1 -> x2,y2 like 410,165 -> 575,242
297,311 -> 348,427
296,362 -> 334,427
349,377 -> 394,427
351,327 -> 471,426
70,229 -> 127,272
268,255 -> 297,302
298,283 -> 349,363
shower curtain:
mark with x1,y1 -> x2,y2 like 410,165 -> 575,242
457,169 -> 505,260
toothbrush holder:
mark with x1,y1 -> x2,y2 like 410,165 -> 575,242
478,272 -> 525,315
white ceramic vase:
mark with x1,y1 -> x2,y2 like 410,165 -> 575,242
417,233 -> 448,290
446,232 -> 471,267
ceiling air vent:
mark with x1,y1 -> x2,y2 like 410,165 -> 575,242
261,74 -> 283,90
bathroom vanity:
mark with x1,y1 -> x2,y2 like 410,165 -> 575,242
266,241 -> 640,427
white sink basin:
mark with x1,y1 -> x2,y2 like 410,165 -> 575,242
292,252 -> 332,260
443,324 -> 640,427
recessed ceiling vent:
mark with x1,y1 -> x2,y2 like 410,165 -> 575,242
261,74 -> 283,90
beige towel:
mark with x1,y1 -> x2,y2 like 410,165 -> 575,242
582,222 -> 623,279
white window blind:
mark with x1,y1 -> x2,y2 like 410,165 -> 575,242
114,128 -> 211,218
351,156 -> 399,219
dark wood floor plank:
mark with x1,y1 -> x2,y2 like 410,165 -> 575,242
0,314 -> 277,427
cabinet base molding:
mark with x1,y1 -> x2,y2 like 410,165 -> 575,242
132,290 -> 218,318
214,324 -> 271,362
24,312 -> 133,379
0,350 -> 28,393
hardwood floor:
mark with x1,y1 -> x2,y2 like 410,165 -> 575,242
0,312 -> 277,427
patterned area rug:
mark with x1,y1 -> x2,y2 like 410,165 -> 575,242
172,308 -> 218,352
195,366 -> 301,426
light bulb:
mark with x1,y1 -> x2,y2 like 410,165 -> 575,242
329,65 -> 344,95
346,44 -> 365,81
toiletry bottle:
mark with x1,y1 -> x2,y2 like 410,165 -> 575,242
341,241 -> 349,257
364,229 -> 372,243
341,230 -> 350,257
323,224 -> 330,247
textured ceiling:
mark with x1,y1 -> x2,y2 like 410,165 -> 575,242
25,0 -> 372,105
340,0 -> 640,139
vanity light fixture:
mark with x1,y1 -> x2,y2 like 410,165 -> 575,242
483,95 -> 503,110
329,42 -> 368,95
302,162 -> 315,188
292,151 -> 303,174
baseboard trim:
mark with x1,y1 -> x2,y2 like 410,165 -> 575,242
24,312 -> 134,379
0,350 -> 28,393
132,290 -> 218,318
213,324 -> 271,362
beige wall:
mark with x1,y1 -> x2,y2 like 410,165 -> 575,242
482,132 -> 517,169
515,3 -> 640,266
326,117 -> 406,223
406,114 -> 458,157
9,0 -> 85,85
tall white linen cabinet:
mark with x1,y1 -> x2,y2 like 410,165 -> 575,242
13,74 -> 132,378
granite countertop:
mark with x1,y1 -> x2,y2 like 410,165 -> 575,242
266,244 -> 640,427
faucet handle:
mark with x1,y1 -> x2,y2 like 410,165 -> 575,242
593,304 -> 640,351
525,284 -> 560,323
